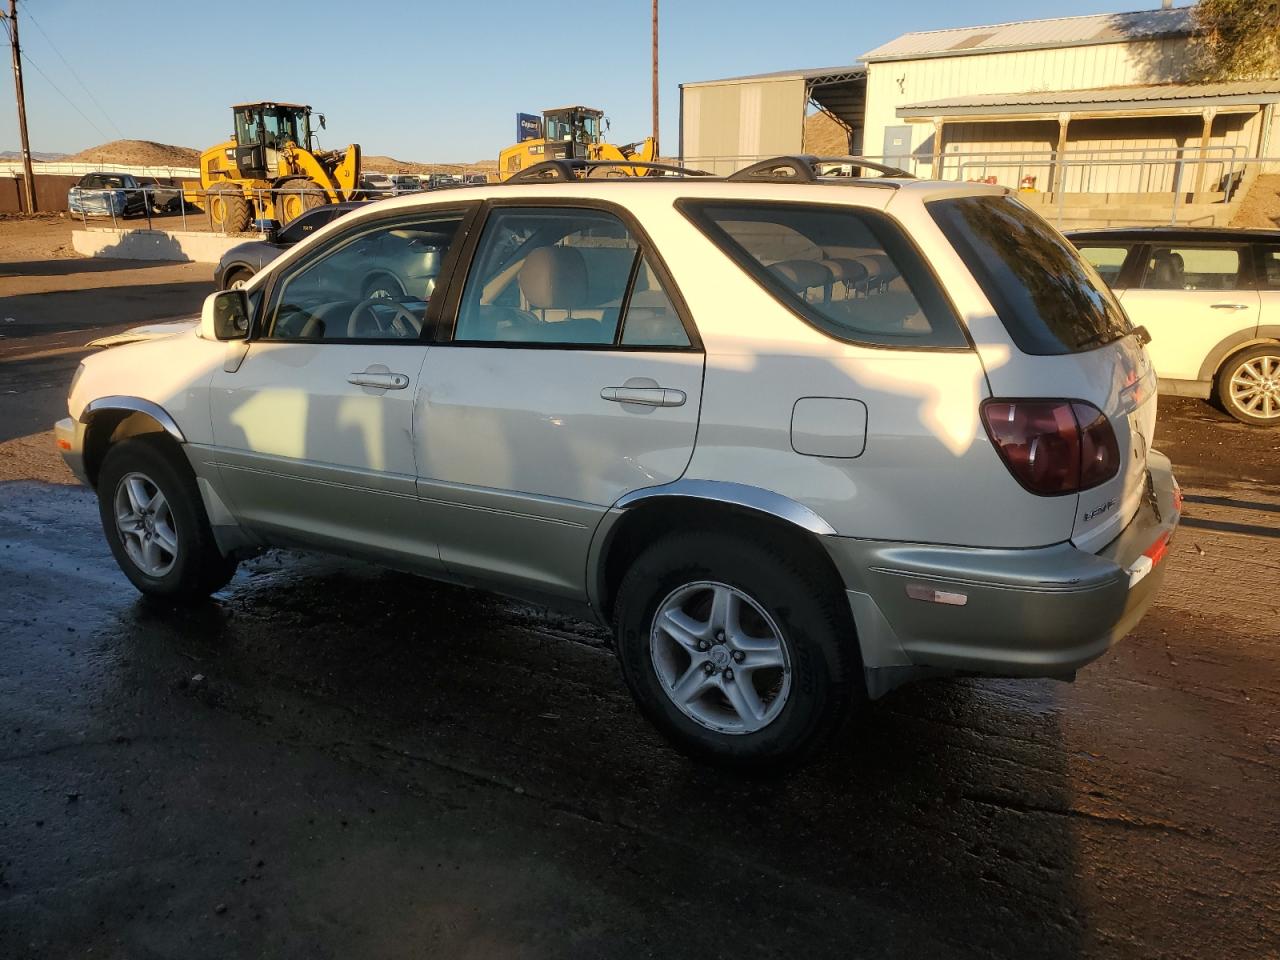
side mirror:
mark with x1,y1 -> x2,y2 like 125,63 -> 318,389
200,289 -> 251,341
318,113 -> 327,129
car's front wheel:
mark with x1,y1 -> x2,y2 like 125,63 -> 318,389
613,530 -> 861,769
97,436 -> 237,602
223,267 -> 253,290
1217,344 -> 1280,425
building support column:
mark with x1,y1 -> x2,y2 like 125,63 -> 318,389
931,118 -> 944,178
1049,112 -> 1071,195
1193,107 -> 1217,198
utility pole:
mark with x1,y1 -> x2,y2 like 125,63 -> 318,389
4,0 -> 35,213
650,0 -> 660,154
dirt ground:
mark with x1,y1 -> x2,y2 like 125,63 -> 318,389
1,216 -> 1278,960
1230,173 -> 1280,229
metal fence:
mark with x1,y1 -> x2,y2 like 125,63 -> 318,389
66,180 -> 487,236
681,148 -> 1280,226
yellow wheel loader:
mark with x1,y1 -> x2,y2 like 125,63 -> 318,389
190,102 -> 361,232
498,106 -> 657,181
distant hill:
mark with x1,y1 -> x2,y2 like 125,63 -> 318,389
363,154 -> 498,177
803,111 -> 851,154
0,150 -> 68,161
63,140 -> 200,167
38,139 -> 496,175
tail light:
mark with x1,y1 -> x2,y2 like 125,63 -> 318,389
981,399 -> 1120,495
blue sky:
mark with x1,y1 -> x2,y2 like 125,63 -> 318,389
2,0 -> 1190,162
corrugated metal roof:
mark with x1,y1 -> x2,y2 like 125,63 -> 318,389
862,7 -> 1195,62
682,65 -> 865,89
897,79 -> 1280,117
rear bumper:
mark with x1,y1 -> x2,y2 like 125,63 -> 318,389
54,416 -> 91,486
826,452 -> 1180,688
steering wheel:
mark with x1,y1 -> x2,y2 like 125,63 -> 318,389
345,298 -> 421,338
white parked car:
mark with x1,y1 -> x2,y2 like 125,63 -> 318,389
57,157 -> 1180,768
1069,227 -> 1280,425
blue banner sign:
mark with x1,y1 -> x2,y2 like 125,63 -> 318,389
517,113 -> 542,143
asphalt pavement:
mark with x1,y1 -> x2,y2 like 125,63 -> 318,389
1,249 -> 1277,959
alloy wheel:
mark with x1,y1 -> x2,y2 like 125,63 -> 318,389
649,581 -> 791,734
113,471 -> 179,577
1229,354 -> 1280,420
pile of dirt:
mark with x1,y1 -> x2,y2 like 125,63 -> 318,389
63,140 -> 200,168
803,112 -> 851,155
1230,174 -> 1280,229
362,154 -> 498,177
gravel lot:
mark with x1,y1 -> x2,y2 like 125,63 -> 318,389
1,226 -> 1277,959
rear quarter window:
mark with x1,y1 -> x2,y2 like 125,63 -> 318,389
679,200 -> 967,349
1074,244 -> 1131,286
929,195 -> 1131,355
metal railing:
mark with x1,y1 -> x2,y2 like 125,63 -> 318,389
681,148 -> 1280,226
66,180 -> 492,237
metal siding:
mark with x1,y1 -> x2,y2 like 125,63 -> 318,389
864,37 -> 1203,173
680,77 -> 805,174
862,7 -> 1194,61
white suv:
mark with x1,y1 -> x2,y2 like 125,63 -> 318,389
57,157 -> 1181,768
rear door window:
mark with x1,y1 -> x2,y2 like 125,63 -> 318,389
452,207 -> 691,348
1138,245 -> 1245,291
681,201 -> 966,348
929,195 -> 1131,355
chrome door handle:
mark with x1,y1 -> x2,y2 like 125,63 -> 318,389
601,386 -> 686,407
348,372 -> 409,390
1211,303 -> 1250,310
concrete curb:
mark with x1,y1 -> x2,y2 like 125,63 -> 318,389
71,228 -> 252,264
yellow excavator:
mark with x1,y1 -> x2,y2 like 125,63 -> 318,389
191,102 -> 361,232
498,106 -> 657,180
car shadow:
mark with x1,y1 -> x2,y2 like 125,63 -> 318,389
111,558 -> 1087,958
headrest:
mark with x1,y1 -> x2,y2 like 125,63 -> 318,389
519,246 -> 588,309
768,259 -> 832,292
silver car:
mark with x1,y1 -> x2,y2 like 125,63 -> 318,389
56,159 -> 1181,768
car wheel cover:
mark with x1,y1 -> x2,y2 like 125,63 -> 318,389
1229,353 -> 1280,420
649,580 -> 792,735
113,471 -> 179,577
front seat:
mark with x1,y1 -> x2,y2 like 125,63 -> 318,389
1150,250 -> 1185,289
516,246 -> 609,342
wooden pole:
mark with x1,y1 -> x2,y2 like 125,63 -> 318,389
1193,108 -> 1216,199
5,0 -> 35,213
1049,112 -> 1071,195
651,0 -> 659,154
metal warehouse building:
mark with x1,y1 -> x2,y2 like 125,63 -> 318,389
680,6 -> 1280,219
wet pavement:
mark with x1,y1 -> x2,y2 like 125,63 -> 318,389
2,254 -> 1279,958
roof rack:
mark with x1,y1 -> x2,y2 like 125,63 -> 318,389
505,158 -> 714,183
727,155 -> 914,182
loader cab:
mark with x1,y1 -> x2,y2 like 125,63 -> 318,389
232,102 -> 312,179
542,106 -> 605,160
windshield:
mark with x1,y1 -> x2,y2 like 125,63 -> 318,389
265,108 -> 307,148
544,111 -> 599,143
928,195 -> 1132,355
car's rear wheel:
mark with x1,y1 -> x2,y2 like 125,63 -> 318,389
97,436 -> 237,602
613,530 -> 861,770
1217,344 -> 1280,426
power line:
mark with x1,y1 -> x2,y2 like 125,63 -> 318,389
18,0 -> 123,139
10,41 -> 110,142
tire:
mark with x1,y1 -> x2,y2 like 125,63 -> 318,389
206,183 -> 251,234
97,436 -> 238,602
222,267 -> 253,291
1216,344 -> 1280,426
613,530 -> 862,770
275,178 -> 326,226
362,272 -> 404,300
